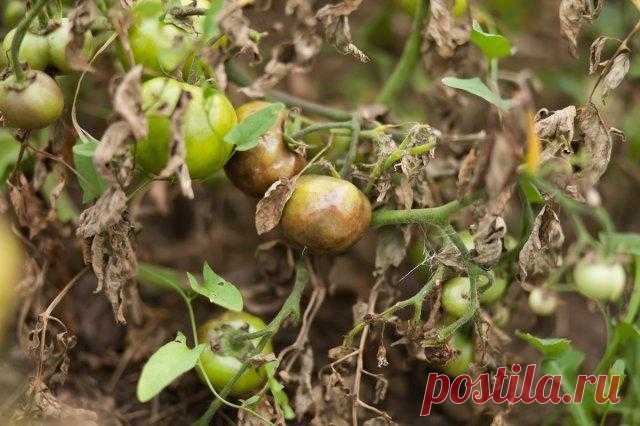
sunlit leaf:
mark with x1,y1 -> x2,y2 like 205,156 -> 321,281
470,21 -> 513,60
224,103 -> 284,151
441,77 -> 511,111
188,263 -> 243,311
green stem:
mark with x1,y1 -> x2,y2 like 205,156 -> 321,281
341,114 -> 361,176
195,261 -> 309,425
290,121 -> 353,139
343,266 -> 445,347
376,0 -> 429,105
11,0 -> 51,83
225,62 -> 353,121
370,193 -> 481,228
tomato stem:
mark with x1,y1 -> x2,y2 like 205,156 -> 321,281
10,0 -> 51,83
376,0 -> 429,106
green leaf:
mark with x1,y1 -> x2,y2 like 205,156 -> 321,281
470,21 -> 513,60
136,332 -> 205,403
599,232 -> 640,256
223,103 -> 285,151
188,263 -> 243,311
441,77 -> 511,111
516,331 -> 572,358
266,361 -> 295,420
72,137 -> 108,203
519,178 -> 545,204
203,0 -> 224,40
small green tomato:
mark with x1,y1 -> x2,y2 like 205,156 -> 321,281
528,288 -> 558,316
280,175 -> 372,253
0,217 -> 23,340
442,333 -> 473,376
135,77 -> 237,179
573,259 -> 626,302
197,311 -> 273,396
2,29 -> 50,71
442,274 -> 506,318
0,71 -> 65,129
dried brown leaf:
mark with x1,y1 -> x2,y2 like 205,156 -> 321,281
576,103 -> 612,187
601,52 -> 630,98
256,178 -> 297,235
589,36 -> 609,74
424,0 -> 471,58
316,0 -> 368,62
518,205 -> 564,280
113,65 -> 147,140
65,0 -> 98,72
374,226 -> 411,276
472,216 -> 506,267
559,0 -> 604,57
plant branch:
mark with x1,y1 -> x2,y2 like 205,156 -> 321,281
341,114 -> 361,176
376,0 -> 429,105
369,193 -> 481,228
10,0 -> 51,83
290,121 -> 353,139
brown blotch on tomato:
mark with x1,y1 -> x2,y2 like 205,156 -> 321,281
280,175 -> 372,253
225,101 -> 305,197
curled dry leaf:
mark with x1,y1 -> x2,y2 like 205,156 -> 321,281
157,91 -> 194,199
218,4 -> 261,62
238,397 -> 285,426
76,187 -> 127,238
559,0 -> 604,57
535,106 -> 577,144
589,36 -> 610,74
94,121 -> 133,185
255,177 -> 297,235
485,133 -> 520,198
316,0 -> 368,62
65,0 -> 98,72
9,175 -> 56,239
472,215 -> 507,267
601,52 -> 630,98
518,205 -> 565,280
576,103 -> 612,188
423,0 -> 471,59
113,65 -> 147,141
374,226 -> 411,276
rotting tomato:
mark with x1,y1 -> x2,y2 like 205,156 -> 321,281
441,273 -> 506,318
126,0 -> 209,76
47,18 -> 94,73
280,175 -> 372,253
0,217 -> 23,340
135,77 -> 237,180
3,1 -> 26,29
225,101 -> 305,197
528,288 -> 558,316
1,29 -> 50,71
197,311 -> 273,397
0,70 -> 65,129
442,333 -> 473,376
573,258 -> 626,302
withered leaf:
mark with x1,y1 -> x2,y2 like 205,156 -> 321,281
218,5 -> 261,62
316,0 -> 368,62
113,65 -> 147,141
576,103 -> 612,187
601,52 -> 630,98
424,0 -> 471,58
535,106 -> 576,145
374,226 -> 411,276
472,215 -> 506,267
518,205 -> 564,280
77,187 -> 127,239
94,121 -> 132,184
65,0 -> 98,72
589,36 -> 609,74
238,397 -> 285,426
157,91 -> 194,199
559,0 -> 604,57
255,178 -> 297,235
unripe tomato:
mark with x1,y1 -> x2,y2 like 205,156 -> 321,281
127,0 -> 208,75
442,333 -> 473,376
0,71 -> 64,129
442,273 -> 505,318
197,311 -> 273,396
47,19 -> 94,73
280,175 -> 372,253
528,288 -> 558,316
0,217 -> 23,340
2,29 -> 50,71
573,259 -> 626,302
135,77 -> 237,179
3,1 -> 26,28
225,101 -> 305,197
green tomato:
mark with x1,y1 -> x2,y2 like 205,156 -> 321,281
0,71 -> 65,129
197,311 -> 273,396
0,217 -> 23,341
528,288 -> 558,316
135,77 -> 237,179
442,333 -> 473,376
442,273 -> 505,317
3,1 -> 26,28
573,259 -> 626,302
225,101 -> 305,197
2,29 -> 50,71
127,0 -> 208,75
47,19 -> 94,73
280,175 -> 372,253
